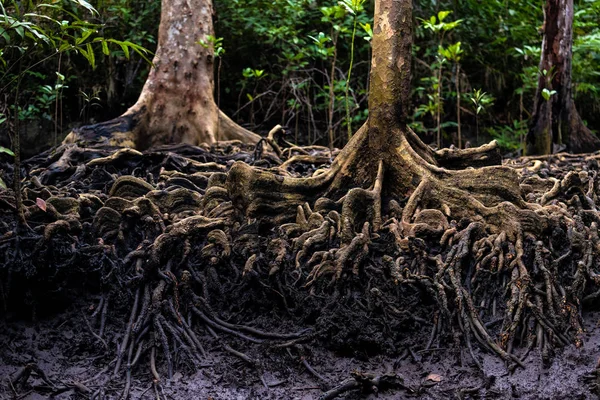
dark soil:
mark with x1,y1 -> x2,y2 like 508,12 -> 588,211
2,307 -> 600,399
2,143 -> 600,399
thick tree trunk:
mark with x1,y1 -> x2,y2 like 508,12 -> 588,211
526,0 -> 600,155
64,0 -> 260,149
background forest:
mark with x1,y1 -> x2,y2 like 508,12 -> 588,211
1,0 -> 600,155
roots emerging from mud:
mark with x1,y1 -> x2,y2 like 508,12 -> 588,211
226,124 -> 600,369
2,134 -> 600,396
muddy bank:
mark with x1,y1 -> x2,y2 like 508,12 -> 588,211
1,306 -> 599,399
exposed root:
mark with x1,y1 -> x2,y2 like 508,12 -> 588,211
224,122 -> 600,367
3,136 -> 600,396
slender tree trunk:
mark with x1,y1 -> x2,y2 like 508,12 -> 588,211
436,65 -> 443,148
368,0 -> 413,147
456,63 -> 461,149
328,30 -> 338,150
65,0 -> 259,149
526,0 -> 600,155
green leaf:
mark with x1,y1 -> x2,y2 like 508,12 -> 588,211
438,10 -> 451,22
338,0 -> 355,15
0,29 -> 9,43
0,177 -> 6,190
0,146 -> 15,157
71,0 -> 98,15
59,42 -> 72,52
106,40 -> 153,65
360,22 -> 372,39
86,43 -> 95,68
119,41 -> 130,59
541,88 -> 557,101
76,28 -> 94,45
101,40 -> 109,55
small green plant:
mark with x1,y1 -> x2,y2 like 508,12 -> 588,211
315,4 -> 343,148
239,68 -> 267,125
513,45 -> 540,149
79,88 -> 102,124
439,41 -> 464,147
542,88 -> 557,101
420,11 -> 463,34
420,11 -> 462,148
198,35 -> 225,108
469,89 -> 494,143
360,22 -> 373,42
487,120 -> 528,153
538,67 -> 558,101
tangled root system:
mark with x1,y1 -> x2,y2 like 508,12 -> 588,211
2,138 -> 600,397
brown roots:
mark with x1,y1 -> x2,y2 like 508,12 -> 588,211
63,108 -> 260,150
226,122 -> 600,368
2,135 -> 600,397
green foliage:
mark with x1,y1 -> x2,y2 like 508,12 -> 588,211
470,89 -> 494,115
542,88 -> 557,101
198,35 -> 225,57
572,0 -> 600,118
15,74 -> 67,122
0,146 -> 14,157
242,68 -> 267,80
0,0 -> 152,132
215,0 -> 372,145
1,0 -> 599,152
487,120 -> 527,152
415,10 -> 462,146
79,88 -> 102,123
341,0 -> 366,138
420,11 -> 463,33
338,0 -> 365,15
439,41 -> 463,62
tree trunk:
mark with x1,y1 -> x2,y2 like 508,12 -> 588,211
64,0 -> 260,149
526,0 -> 600,155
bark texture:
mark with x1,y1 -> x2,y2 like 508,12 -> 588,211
527,0 -> 600,155
64,0 -> 260,149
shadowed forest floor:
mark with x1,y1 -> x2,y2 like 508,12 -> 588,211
1,307 -> 600,399
2,143 -> 600,399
